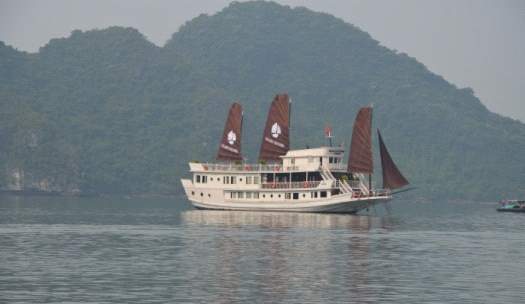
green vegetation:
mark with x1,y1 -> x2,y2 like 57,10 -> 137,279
1,1 -> 524,200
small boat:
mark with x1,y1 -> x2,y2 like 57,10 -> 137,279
180,94 -> 410,213
497,200 -> 525,213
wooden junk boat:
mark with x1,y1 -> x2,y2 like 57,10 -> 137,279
181,94 -> 409,213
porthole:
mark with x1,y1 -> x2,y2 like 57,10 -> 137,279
270,194 -> 273,198
262,194 -> 266,198
217,177 -> 221,181
200,192 -> 203,197
302,194 -> 306,198
191,191 -> 195,195
278,194 -> 281,198
208,194 -> 211,197
210,177 -> 214,181
240,178 -> 243,181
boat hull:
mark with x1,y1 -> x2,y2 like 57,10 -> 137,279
497,208 -> 525,213
181,178 -> 391,214
188,196 -> 389,214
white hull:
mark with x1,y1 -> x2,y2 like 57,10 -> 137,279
190,198 -> 388,214
181,179 -> 389,214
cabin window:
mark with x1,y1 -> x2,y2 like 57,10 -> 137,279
329,157 -> 333,164
202,176 -> 207,183
291,158 -> 295,164
291,172 -> 307,182
285,193 -> 291,199
254,192 -> 259,199
320,191 -> 327,198
224,176 -> 229,184
293,193 -> 299,200
254,176 -> 260,184
246,176 -> 252,184
231,176 -> 236,184
238,192 -> 244,199
246,192 -> 252,199
196,175 -> 201,183
310,192 -> 318,198
231,192 -> 237,199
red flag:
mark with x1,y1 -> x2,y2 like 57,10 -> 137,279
324,124 -> 332,138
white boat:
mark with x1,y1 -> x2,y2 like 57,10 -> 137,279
181,94 -> 409,213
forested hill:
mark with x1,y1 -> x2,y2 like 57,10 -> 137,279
1,1 -> 524,200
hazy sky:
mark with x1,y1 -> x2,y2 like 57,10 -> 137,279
1,0 -> 524,122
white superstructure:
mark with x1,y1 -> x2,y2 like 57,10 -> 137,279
180,146 -> 391,213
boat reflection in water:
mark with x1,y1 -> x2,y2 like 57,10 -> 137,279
181,209 -> 391,230
181,210 -> 392,302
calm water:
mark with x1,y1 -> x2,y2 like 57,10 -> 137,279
0,195 -> 524,303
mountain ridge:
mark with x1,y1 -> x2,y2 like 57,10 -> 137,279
1,1 -> 524,200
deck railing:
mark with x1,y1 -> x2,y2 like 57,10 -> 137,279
328,163 -> 347,171
261,181 -> 321,189
372,189 -> 392,197
193,162 -> 350,173
193,163 -> 299,172
346,180 -> 361,189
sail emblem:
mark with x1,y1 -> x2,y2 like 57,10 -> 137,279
227,130 -> 236,145
271,122 -> 281,138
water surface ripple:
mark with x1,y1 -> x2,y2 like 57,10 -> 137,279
0,196 -> 523,303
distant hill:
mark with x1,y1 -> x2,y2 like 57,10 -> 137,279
1,1 -> 524,200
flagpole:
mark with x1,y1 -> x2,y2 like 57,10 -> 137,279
324,124 -> 333,147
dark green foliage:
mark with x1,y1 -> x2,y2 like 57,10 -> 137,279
1,2 -> 524,200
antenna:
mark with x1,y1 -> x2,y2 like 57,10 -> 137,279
288,96 -> 292,149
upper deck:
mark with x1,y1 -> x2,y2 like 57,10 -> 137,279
189,146 -> 347,173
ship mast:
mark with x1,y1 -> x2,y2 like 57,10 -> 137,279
369,106 -> 373,190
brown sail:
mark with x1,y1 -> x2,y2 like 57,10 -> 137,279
377,129 -> 409,190
217,102 -> 243,161
259,94 -> 290,161
348,107 -> 373,173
